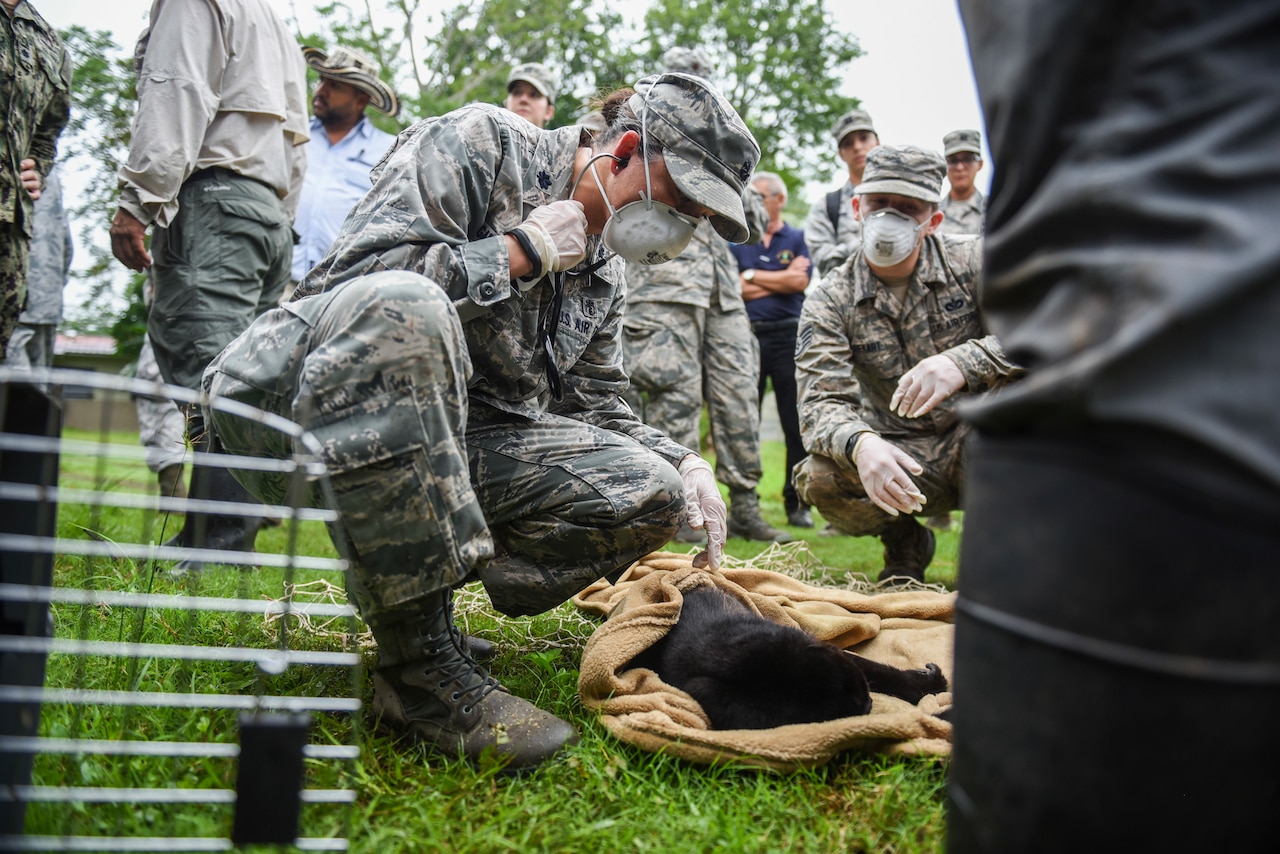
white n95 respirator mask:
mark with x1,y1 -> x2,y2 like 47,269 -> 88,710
862,208 -> 927,267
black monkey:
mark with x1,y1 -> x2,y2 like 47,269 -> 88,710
628,585 -> 948,730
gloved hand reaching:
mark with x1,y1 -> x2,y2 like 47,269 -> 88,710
510,200 -> 588,282
850,432 -> 927,517
890,353 -> 966,419
678,455 -> 726,569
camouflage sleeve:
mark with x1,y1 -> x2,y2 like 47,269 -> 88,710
303,109 -> 519,308
551,276 -> 695,466
942,334 -> 1025,394
937,238 -> 1025,393
30,45 -> 72,180
794,282 -> 873,471
804,194 -> 853,278
742,184 -> 767,244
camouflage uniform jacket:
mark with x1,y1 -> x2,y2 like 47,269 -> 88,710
0,0 -> 71,236
939,190 -> 986,236
795,233 -> 1023,469
803,180 -> 861,278
295,104 -> 692,465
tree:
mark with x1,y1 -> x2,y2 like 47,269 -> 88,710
294,0 -> 635,129
57,26 -> 147,339
58,1 -> 867,340
640,0 -> 863,191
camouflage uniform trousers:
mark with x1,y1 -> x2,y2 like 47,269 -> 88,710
149,171 -> 293,392
0,222 -> 31,353
793,424 -> 969,536
622,299 -> 763,493
205,271 -> 684,627
133,334 -> 189,473
5,322 -> 54,370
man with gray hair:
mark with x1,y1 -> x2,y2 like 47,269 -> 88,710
794,145 -> 1022,581
621,46 -> 792,544
504,61 -> 559,128
804,108 -> 880,277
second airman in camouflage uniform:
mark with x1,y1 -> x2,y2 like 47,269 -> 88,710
938,129 -> 987,236
204,72 -> 761,769
794,145 -> 1022,580
622,46 -> 790,544
0,0 -> 72,352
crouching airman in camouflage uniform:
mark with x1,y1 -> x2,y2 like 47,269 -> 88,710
794,145 -> 1023,581
204,72 -> 760,769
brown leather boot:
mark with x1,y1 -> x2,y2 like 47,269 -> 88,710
372,590 -> 577,770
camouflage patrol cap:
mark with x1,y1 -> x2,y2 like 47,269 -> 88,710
831,108 -> 877,143
662,46 -> 716,82
507,62 -> 560,103
855,144 -> 946,203
943,129 -> 982,157
631,72 -> 761,243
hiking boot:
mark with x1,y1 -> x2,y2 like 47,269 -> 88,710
157,463 -> 187,502
786,505 -> 814,528
372,590 -> 577,770
726,490 -> 792,543
878,516 -> 936,582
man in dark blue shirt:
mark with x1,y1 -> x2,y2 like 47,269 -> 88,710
731,171 -> 814,527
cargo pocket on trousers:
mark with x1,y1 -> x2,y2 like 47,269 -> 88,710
306,387 -> 475,608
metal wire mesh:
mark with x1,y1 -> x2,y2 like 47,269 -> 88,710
0,367 -> 362,852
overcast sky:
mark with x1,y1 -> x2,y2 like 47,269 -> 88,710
43,0 -> 988,305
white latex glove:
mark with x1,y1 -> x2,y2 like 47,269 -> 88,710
678,455 -> 726,569
512,200 -> 588,279
890,353 -> 967,419
851,433 -> 927,517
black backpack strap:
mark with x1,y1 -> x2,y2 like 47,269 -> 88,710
826,189 -> 842,231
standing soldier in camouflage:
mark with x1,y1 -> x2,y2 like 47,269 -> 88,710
622,46 -> 790,545
794,145 -> 1022,581
204,72 -> 758,769
804,108 -> 879,278
503,61 -> 559,129
5,162 -> 70,370
938,129 -> 986,236
0,0 -> 71,353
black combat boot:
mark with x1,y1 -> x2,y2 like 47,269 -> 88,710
878,516 -> 936,582
371,589 -> 577,770
726,489 -> 792,543
786,504 -> 814,529
163,463 -> 264,572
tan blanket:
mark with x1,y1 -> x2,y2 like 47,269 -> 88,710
573,552 -> 956,771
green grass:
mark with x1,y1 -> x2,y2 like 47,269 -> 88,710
24,428 -> 957,853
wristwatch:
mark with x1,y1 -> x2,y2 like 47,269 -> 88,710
742,269 -> 756,282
